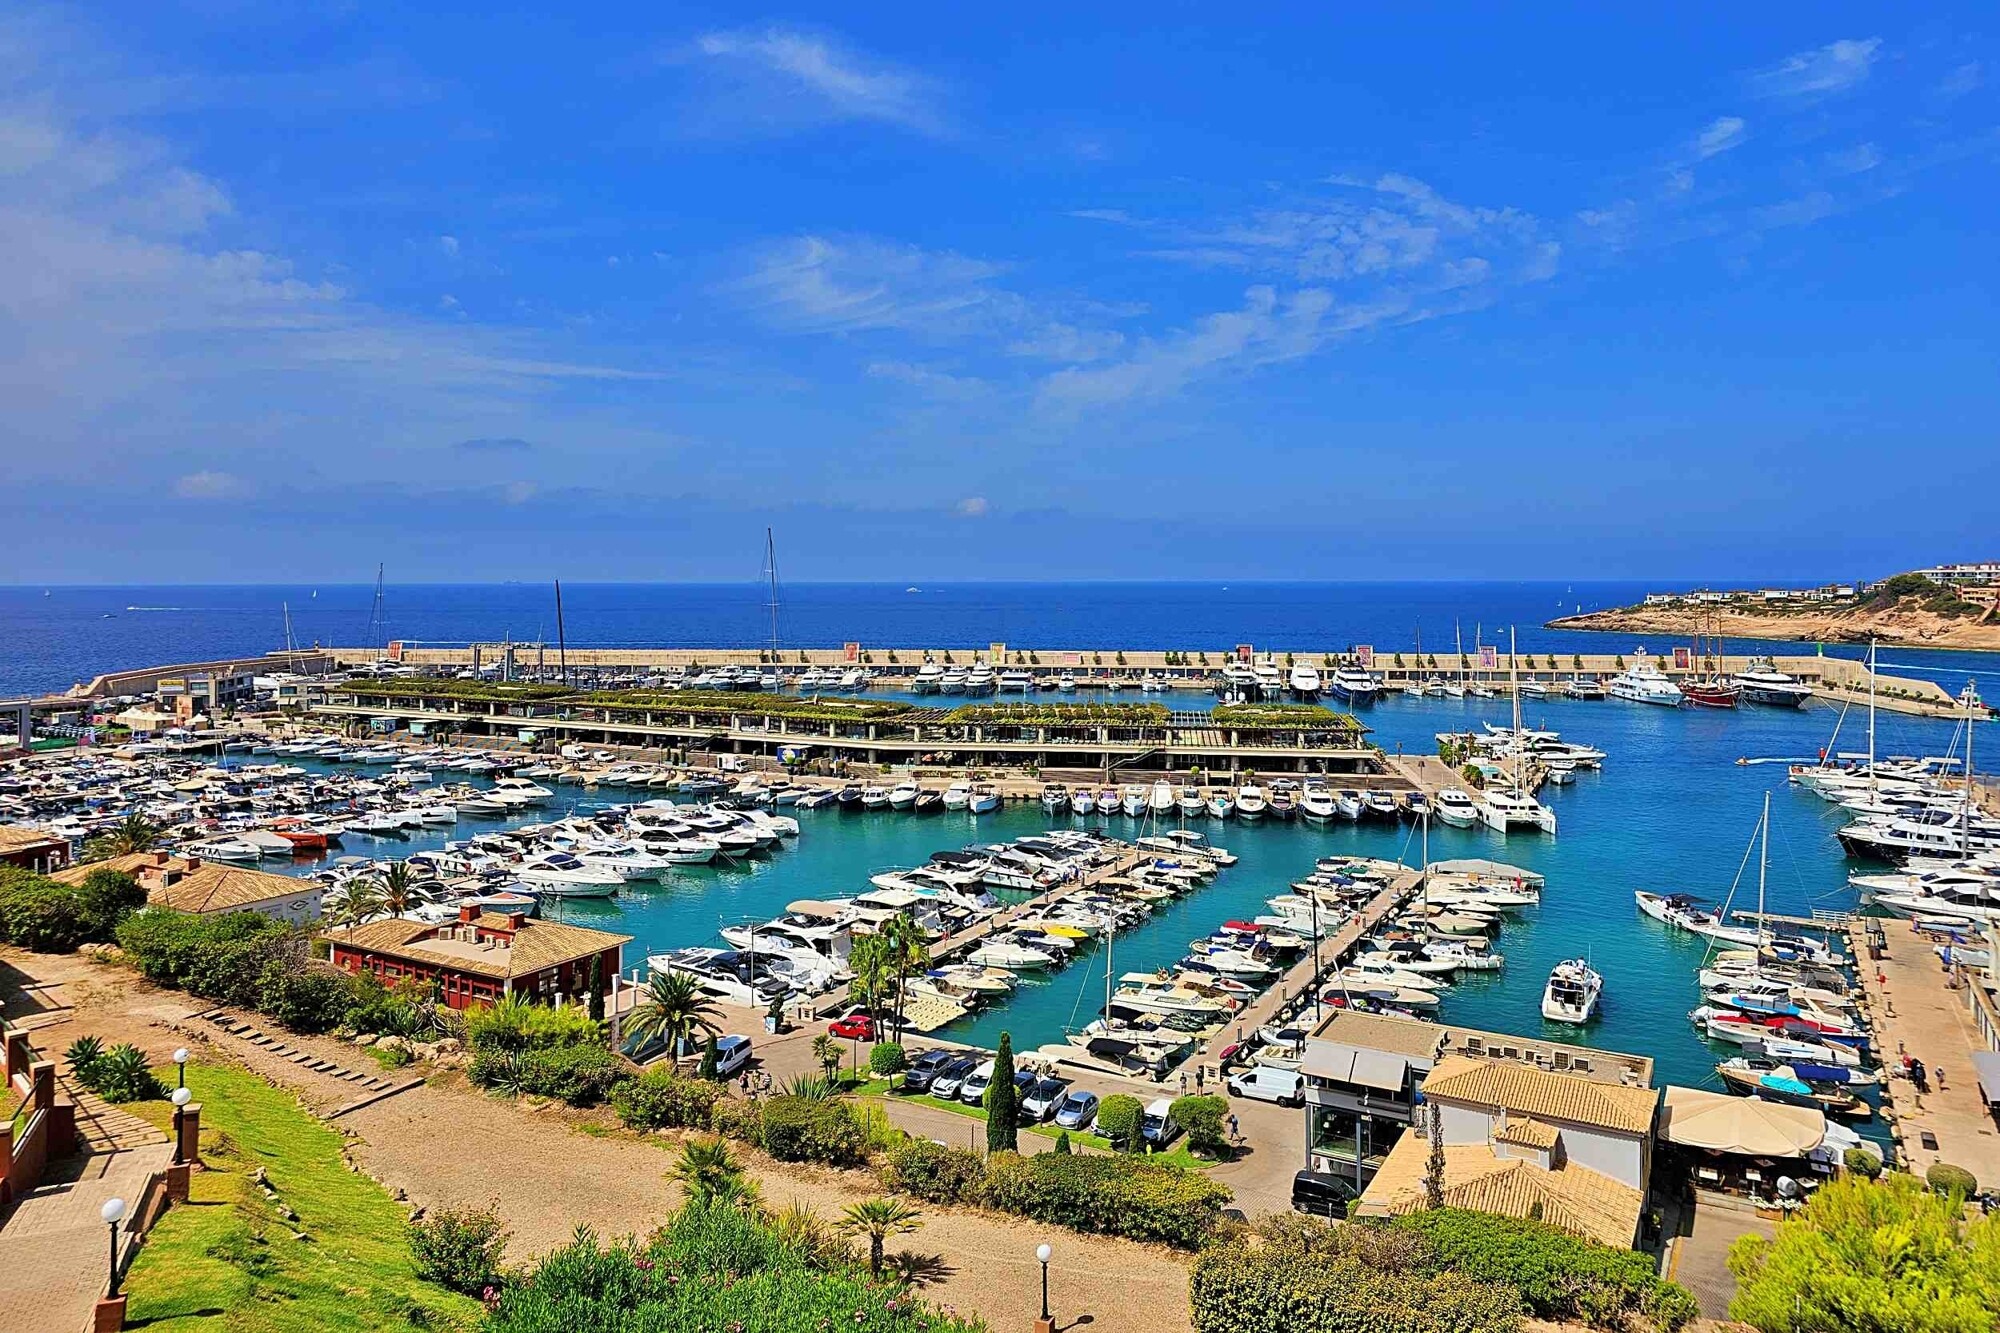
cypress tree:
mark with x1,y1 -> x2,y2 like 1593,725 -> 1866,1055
985,1032 -> 1018,1153
698,1033 -> 720,1080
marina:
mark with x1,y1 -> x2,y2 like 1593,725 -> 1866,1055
9,648 -> 1992,1126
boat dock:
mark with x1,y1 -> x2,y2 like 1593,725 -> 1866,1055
1845,916 -> 2000,1185
1190,867 -> 1425,1071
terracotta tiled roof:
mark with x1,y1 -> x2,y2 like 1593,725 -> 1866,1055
50,853 -> 190,886
1420,1054 -> 1658,1135
1358,1137 -> 1644,1249
149,863 -> 318,914
0,825 -> 66,853
322,912 -> 630,981
1493,1116 -> 1560,1151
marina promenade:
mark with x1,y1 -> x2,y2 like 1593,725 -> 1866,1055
1849,917 -> 2000,1187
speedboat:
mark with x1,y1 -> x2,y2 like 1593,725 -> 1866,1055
1205,791 -> 1234,819
968,784 -> 1001,815
517,852 -> 623,897
1541,958 -> 1602,1023
1300,786 -> 1337,822
1234,785 -> 1268,820
943,780 -> 973,810
859,785 -> 891,809
888,780 -> 920,809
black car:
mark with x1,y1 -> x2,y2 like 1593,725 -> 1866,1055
1291,1170 -> 1361,1219
899,1049 -> 956,1094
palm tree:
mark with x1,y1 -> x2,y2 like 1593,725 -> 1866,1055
84,813 -> 161,862
836,1197 -> 922,1276
811,1033 -> 840,1081
669,1137 -> 756,1208
882,912 -> 929,1041
625,970 -> 722,1058
375,862 -> 433,918
847,933 -> 893,1030
323,880 -> 388,929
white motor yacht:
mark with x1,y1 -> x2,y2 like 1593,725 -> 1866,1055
888,779 -> 920,809
517,852 -> 623,897
1300,786 -> 1338,822
1234,785 -> 1268,820
1288,663 -> 1322,698
1607,655 -> 1685,706
969,783 -> 1002,815
1541,958 -> 1602,1023
1205,791 -> 1235,819
1733,657 -> 1813,708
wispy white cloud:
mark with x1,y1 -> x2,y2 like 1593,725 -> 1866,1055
733,235 -> 1017,337
1694,116 -> 1747,159
1824,142 -> 1882,175
1750,38 -> 1881,100
954,496 -> 988,517
687,26 -> 945,136
1936,61 -> 1982,100
865,359 -> 989,399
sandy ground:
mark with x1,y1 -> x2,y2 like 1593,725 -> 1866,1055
4,947 -> 1196,1333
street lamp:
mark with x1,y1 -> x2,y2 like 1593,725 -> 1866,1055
170,1086 -> 193,1166
102,1197 -> 127,1297
1036,1242 -> 1053,1324
173,1047 -> 189,1090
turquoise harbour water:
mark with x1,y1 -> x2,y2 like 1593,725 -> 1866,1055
260,687 -> 1984,1123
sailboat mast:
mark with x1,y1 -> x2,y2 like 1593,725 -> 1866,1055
1866,639 -> 1878,802
1756,791 -> 1769,962
764,527 -> 781,665
554,580 -> 569,688
1964,681 -> 1978,860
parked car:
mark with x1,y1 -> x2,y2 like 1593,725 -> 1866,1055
958,1058 -> 999,1106
826,1010 -> 877,1041
899,1048 -> 956,1094
712,1034 -> 754,1078
1019,1076 -> 1071,1123
1138,1096 -> 1182,1149
1290,1170 -> 1360,1218
930,1056 -> 980,1101
1226,1064 -> 1305,1107
1052,1089 -> 1099,1130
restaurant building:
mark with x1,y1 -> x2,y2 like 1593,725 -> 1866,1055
323,905 -> 630,1009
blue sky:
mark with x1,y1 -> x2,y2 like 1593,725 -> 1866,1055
0,5 -> 1994,582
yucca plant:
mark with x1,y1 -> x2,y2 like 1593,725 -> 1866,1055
64,1035 -> 106,1081
92,1044 -> 164,1103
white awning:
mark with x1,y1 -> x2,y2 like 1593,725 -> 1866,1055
1303,1041 -> 1410,1091
1973,1051 -> 2000,1107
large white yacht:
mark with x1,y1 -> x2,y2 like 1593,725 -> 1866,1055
1478,788 -> 1558,835
1435,788 -> 1481,827
1327,666 -> 1381,704
1732,657 -> 1813,708
1288,663 -> 1322,698
1607,655 -> 1685,706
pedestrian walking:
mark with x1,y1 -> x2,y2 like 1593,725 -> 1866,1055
1936,1066 -> 1948,1091
1227,1113 -> 1240,1143
1178,1072 -> 1188,1095
1911,1058 -> 1928,1093
1195,1065 -> 1206,1094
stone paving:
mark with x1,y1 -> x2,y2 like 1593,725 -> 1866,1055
1849,917 -> 2000,1186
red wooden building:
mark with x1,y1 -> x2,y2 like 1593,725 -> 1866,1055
322,905 -> 630,1010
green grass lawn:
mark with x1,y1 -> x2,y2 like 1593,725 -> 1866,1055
123,1062 -> 482,1332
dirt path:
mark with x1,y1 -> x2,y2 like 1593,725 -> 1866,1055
5,948 -> 1195,1333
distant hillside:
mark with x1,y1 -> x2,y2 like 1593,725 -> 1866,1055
1547,575 -> 2000,650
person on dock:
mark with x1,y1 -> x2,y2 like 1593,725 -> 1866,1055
1178,1072 -> 1188,1095
1936,1066 -> 1948,1092
1911,1059 -> 1929,1094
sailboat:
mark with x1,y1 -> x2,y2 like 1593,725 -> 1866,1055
1446,622 -> 1467,699
1478,629 -> 1557,835
1682,618 -> 1741,708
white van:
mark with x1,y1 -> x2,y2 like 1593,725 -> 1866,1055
958,1058 -> 998,1106
1139,1096 -> 1181,1148
1226,1065 -> 1305,1107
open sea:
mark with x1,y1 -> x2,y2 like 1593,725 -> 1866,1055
9,582 -> 1994,1130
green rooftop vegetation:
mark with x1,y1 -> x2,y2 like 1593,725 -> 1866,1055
1211,703 -> 1360,730
943,701 -> 1173,726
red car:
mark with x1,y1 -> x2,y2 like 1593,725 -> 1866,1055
826,1010 -> 877,1040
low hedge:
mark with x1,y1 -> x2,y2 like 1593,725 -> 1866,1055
1393,1209 -> 1696,1332
880,1139 -> 985,1204
1193,1216 -> 1523,1333
981,1150 -> 1230,1249
753,1095 -> 867,1166
611,1067 -> 722,1131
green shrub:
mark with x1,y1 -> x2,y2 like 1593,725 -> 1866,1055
256,960 -> 356,1034
115,907 -> 294,1003
1843,1148 -> 1884,1179
488,1206 -> 980,1333
407,1203 -> 509,1296
1170,1094 -> 1229,1157
1393,1209 -> 1692,1331
71,869 -> 148,940
880,1139 -> 985,1204
1192,1214 -> 1523,1333
756,1095 -> 867,1166
609,1067 -> 722,1131
712,1096 -> 767,1146
981,1150 -> 1231,1249
81,1043 -> 165,1104
64,1035 -> 106,1079
1927,1162 -> 1979,1198
466,995 -> 601,1054
516,1044 -> 626,1107
1095,1092 -> 1142,1150
0,873 -> 86,952
868,1042 -> 907,1078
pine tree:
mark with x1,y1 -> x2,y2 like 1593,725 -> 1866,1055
985,1032 -> 1018,1153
